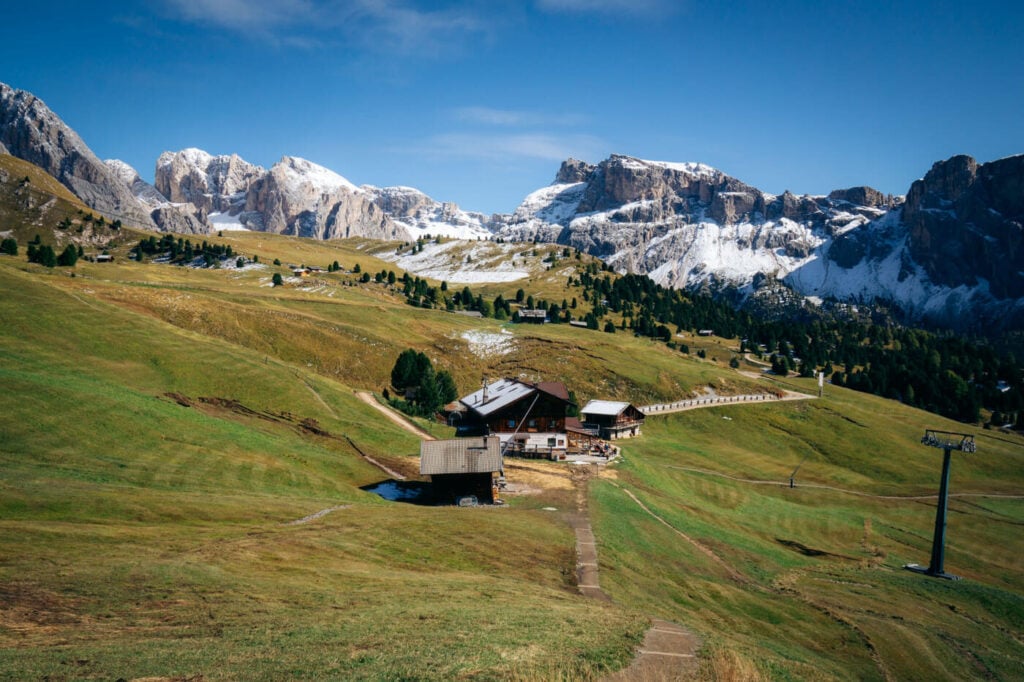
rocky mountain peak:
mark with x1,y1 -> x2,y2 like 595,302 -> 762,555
155,148 -> 264,213
554,158 -> 596,184
0,81 -> 156,228
903,153 -> 1024,298
828,186 -> 888,208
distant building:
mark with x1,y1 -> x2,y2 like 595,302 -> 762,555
697,329 -> 714,336
94,254 -> 113,263
516,309 -> 548,324
580,400 -> 645,439
420,436 -> 502,504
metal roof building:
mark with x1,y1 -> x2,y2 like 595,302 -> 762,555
420,436 -> 502,475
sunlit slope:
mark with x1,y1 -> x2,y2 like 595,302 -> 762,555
0,264 -> 645,680
596,378 -> 1024,680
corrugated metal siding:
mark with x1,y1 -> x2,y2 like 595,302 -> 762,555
420,437 -> 502,475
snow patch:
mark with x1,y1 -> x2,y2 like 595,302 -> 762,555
209,212 -> 249,231
461,329 -> 516,358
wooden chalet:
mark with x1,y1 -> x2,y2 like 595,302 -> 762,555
455,378 -> 574,457
580,400 -> 645,439
420,436 -> 502,504
516,309 -> 548,324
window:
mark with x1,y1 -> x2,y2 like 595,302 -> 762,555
507,419 -> 516,428
547,437 -> 557,447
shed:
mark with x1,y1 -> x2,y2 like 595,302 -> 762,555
516,309 -> 548,324
580,400 -> 645,439
420,436 -> 502,503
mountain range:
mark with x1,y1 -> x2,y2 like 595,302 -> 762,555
1,80 -> 1021,334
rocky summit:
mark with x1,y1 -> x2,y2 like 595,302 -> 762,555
0,83 -> 156,229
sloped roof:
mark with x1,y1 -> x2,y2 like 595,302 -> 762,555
461,378 -> 535,417
536,381 -> 570,401
581,400 -> 633,417
420,436 -> 502,475
460,378 -> 571,418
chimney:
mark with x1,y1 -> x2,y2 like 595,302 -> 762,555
482,377 -> 489,404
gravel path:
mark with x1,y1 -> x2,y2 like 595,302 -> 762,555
354,390 -> 436,440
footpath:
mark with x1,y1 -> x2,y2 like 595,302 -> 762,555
568,468 -> 702,681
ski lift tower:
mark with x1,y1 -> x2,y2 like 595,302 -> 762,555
904,429 -> 977,580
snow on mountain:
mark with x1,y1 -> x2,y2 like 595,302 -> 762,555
103,159 -> 168,206
275,156 -> 359,195
362,185 -> 492,240
494,151 -> 1024,332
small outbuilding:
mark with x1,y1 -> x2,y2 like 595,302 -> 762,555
580,400 -> 645,439
420,436 -> 502,504
516,309 -> 548,324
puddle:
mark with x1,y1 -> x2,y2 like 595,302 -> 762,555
362,480 -> 433,504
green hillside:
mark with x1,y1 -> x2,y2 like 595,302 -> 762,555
0,171 -> 1021,679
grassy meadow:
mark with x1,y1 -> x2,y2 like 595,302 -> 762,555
596,378 -> 1024,680
0,211 -> 1021,680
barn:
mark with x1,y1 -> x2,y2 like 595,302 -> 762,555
420,436 -> 502,504
580,400 -> 645,439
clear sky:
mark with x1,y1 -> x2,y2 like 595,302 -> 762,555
2,0 -> 1022,214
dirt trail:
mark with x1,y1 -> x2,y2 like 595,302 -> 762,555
568,469 -> 701,680
354,391 -> 435,440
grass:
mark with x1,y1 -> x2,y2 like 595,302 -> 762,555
0,263 -> 647,679
0,207 -> 1021,679
594,383 -> 1024,680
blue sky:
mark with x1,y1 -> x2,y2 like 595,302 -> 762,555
2,0 -> 1022,214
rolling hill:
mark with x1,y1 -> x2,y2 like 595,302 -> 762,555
0,159 -> 1021,680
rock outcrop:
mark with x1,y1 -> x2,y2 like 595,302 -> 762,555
0,82 -> 156,228
155,149 -> 263,213
362,185 -> 491,239
239,156 -> 408,240
903,154 -> 1024,298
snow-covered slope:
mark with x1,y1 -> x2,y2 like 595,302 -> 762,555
362,185 -> 492,240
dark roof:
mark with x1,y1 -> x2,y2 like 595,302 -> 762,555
536,381 -> 570,401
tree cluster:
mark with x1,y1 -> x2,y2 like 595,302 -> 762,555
570,268 -> 1021,424
389,349 -> 458,418
132,235 -> 236,267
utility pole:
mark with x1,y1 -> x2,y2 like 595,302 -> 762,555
904,430 -> 976,580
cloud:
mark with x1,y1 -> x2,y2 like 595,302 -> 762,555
454,106 -> 586,127
422,132 -> 606,162
161,0 -> 316,29
535,0 -> 674,16
157,0 -> 490,53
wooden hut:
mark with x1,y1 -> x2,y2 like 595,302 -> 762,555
420,436 -> 502,504
580,400 -> 645,439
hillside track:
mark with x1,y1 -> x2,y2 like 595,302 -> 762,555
354,390 -> 436,440
659,464 -> 1024,502
567,468 -> 702,680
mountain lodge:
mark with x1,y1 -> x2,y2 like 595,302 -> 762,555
580,400 -> 645,439
450,377 -> 574,457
